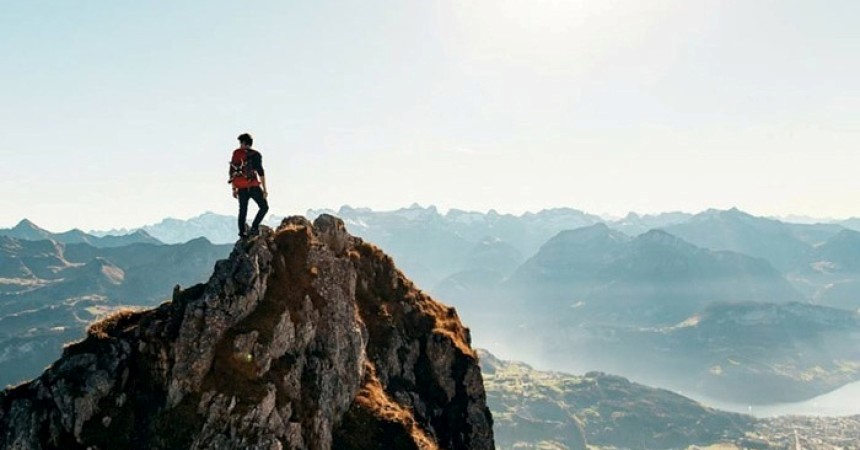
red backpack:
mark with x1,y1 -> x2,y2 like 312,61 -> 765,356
228,149 -> 258,187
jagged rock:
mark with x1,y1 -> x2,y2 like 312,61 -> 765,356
0,214 -> 494,450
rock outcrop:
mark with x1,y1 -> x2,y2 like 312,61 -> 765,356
0,215 -> 495,450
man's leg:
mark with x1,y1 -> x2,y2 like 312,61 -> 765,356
238,189 -> 251,237
249,186 -> 269,232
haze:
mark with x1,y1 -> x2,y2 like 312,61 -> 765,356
1,0 -> 857,231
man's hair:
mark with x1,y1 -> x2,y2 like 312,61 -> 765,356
238,133 -> 253,146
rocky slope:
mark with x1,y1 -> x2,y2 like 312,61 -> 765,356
0,215 -> 494,450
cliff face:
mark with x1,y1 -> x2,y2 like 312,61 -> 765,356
0,215 -> 494,450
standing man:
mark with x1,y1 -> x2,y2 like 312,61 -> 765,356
229,133 -> 269,238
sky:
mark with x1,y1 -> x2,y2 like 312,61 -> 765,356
1,0 -> 858,231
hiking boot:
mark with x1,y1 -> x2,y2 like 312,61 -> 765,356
239,223 -> 251,239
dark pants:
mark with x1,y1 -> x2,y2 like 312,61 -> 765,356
237,186 -> 269,235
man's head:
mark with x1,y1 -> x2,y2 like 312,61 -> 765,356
238,133 -> 253,149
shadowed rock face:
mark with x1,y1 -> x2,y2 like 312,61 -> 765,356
0,215 -> 494,450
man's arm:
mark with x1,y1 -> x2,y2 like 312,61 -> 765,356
255,152 -> 268,198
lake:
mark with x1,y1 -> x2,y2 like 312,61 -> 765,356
687,380 -> 860,418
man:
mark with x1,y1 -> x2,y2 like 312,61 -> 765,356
229,133 -> 269,238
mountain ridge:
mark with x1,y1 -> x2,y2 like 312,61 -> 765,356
1,219 -> 162,248
504,224 -> 804,326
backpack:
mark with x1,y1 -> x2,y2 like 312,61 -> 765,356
228,149 -> 256,184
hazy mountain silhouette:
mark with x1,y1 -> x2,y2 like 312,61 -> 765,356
505,225 -> 803,326
1,219 -> 161,248
435,224 -> 860,404
138,211 -> 284,244
816,229 -> 860,272
657,214 -> 860,309
103,205 -> 604,287
457,236 -> 525,275
606,211 -> 693,235
89,206 -> 850,293
507,223 -> 631,296
839,217 -> 860,232
431,237 -> 524,314
790,229 -> 860,311
319,205 -> 602,287
660,208 -> 843,272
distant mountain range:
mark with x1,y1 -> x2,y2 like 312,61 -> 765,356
86,206 -> 606,287
70,205 -> 860,287
661,208 -> 843,271
519,224 -> 803,320
440,223 -> 804,333
314,205 -> 605,287
608,211 -> 695,235
838,217 -> 860,232
792,228 -> 860,311
432,218 -> 860,403
89,212 -> 285,245
1,219 -> 161,248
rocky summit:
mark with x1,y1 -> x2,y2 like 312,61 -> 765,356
0,215 -> 494,450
